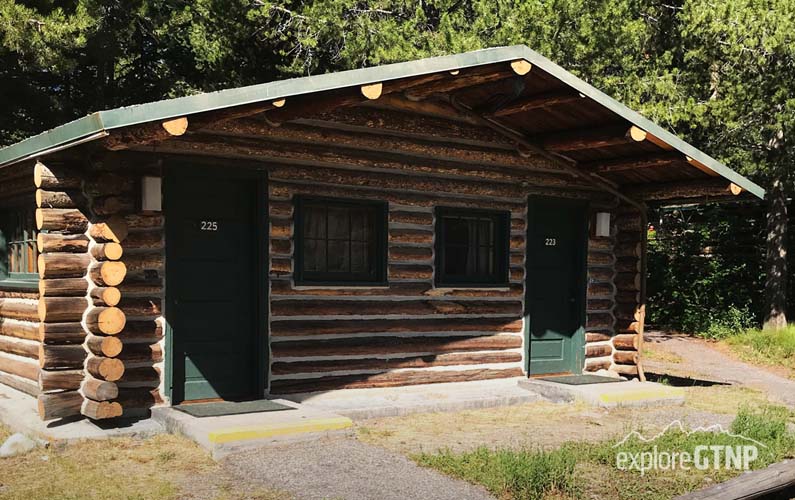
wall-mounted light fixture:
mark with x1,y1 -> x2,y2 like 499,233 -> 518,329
141,176 -> 162,212
595,212 -> 611,237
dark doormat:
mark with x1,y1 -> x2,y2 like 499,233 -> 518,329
173,400 -> 295,418
537,374 -> 623,385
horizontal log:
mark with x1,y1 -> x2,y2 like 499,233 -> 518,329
39,322 -> 85,344
0,299 -> 39,322
615,272 -> 641,292
586,299 -> 614,312
86,334 -> 123,357
119,320 -> 163,342
38,390 -> 83,420
116,387 -> 162,413
0,336 -> 38,359
270,258 -> 291,275
91,242 -> 123,261
389,246 -> 433,262
88,216 -> 129,243
272,334 -> 523,358
615,304 -> 642,322
587,251 -> 614,266
626,179 -> 742,201
39,343 -> 85,369
270,239 -> 291,255
86,356 -> 125,381
388,264 -> 433,280
271,219 -> 291,238
586,313 -> 615,330
588,268 -> 614,283
85,307 -> 126,335
589,237 -> 613,252
39,369 -> 83,391
117,343 -> 162,363
38,253 -> 91,279
389,228 -> 433,245
121,253 -> 164,273
36,189 -> 83,209
39,278 -> 89,297
614,350 -> 639,365
0,353 -> 38,380
117,298 -> 161,318
117,366 -> 160,387
587,282 -> 615,298
89,261 -> 127,286
586,344 -> 613,358
124,213 -> 163,230
38,297 -> 87,322
491,90 -> 583,117
614,242 -> 641,258
674,460 -> 795,500
585,332 -> 612,343
91,287 -> 121,307
272,351 -> 522,375
389,210 -> 434,226
582,153 -> 682,174
613,334 -> 640,350
37,233 -> 89,253
83,174 -> 135,197
92,195 -> 135,216
615,257 -> 641,273
616,319 -> 641,333
615,291 -> 640,304
123,231 -> 163,250
584,357 -> 612,372
612,363 -> 639,376
0,375 -> 39,397
82,377 -> 119,401
539,125 -> 642,152
272,281 -> 523,298
116,281 -> 163,297
271,367 -> 524,393
271,299 -> 522,318
271,317 -> 524,337
36,208 -> 89,233
34,162 -> 81,189
81,399 -> 123,420
615,213 -> 642,231
0,318 -> 39,341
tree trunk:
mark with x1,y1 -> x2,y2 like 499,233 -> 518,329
764,177 -> 788,330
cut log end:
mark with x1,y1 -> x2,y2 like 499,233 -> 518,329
361,83 -> 383,100
271,98 -> 286,108
628,126 -> 647,142
161,117 -> 188,136
510,59 -> 532,76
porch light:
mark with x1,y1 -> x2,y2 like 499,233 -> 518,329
141,176 -> 162,212
595,212 -> 611,237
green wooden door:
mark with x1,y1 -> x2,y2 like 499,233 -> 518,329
165,166 -> 265,403
525,198 -> 587,375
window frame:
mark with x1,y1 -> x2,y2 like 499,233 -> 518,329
0,202 -> 39,291
434,206 -> 510,287
293,196 -> 388,286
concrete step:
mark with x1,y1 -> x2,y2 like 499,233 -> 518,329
518,378 -> 685,408
151,400 -> 353,459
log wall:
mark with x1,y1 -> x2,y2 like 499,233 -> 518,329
0,162 -> 40,397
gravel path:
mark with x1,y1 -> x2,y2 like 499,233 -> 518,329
220,436 -> 495,500
645,331 -> 795,407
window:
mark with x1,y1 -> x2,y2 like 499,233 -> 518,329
435,207 -> 509,286
0,206 -> 39,284
295,197 -> 387,285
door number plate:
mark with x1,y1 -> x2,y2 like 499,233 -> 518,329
545,238 -> 557,246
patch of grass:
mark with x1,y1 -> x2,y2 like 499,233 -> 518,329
0,428 -> 291,500
415,445 -> 581,499
642,346 -> 684,364
683,385 -> 770,414
416,405 -> 795,500
724,326 -> 795,376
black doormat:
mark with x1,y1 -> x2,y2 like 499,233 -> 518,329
173,400 -> 295,418
537,374 -> 623,385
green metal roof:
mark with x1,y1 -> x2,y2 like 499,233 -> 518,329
0,45 -> 764,199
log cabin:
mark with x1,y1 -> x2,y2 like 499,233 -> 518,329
0,46 -> 764,422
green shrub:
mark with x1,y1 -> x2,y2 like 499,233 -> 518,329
726,326 -> 795,371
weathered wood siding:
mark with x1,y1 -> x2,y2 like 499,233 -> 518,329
0,162 -> 40,397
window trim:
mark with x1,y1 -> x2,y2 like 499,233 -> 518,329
434,206 -> 510,287
0,203 -> 39,291
293,196 -> 388,286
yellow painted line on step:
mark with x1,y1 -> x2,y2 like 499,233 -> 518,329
598,387 -> 685,404
207,417 -> 353,444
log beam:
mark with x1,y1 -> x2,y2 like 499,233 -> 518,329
490,90 -> 583,117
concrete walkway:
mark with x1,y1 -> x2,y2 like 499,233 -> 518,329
283,377 -> 540,419
644,331 -> 795,407
221,435 -> 495,500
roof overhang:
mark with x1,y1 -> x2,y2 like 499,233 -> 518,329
0,45 -> 764,200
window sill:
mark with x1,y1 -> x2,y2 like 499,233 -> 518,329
0,279 -> 39,292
